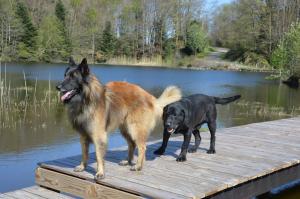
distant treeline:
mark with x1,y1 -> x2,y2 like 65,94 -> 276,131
0,0 -> 209,64
212,0 -> 300,76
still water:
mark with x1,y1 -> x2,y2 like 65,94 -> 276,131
0,63 -> 300,197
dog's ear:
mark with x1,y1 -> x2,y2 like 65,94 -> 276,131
180,109 -> 186,123
162,105 -> 168,121
69,56 -> 76,67
78,58 -> 90,76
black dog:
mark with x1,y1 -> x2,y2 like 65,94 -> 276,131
154,94 -> 241,162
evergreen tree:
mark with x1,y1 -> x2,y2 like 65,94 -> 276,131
98,21 -> 116,59
15,0 -> 37,60
55,0 -> 66,25
55,0 -> 71,58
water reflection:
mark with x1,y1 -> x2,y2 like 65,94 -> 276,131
0,63 -> 299,193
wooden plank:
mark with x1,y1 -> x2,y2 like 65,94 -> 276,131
150,137 -> 296,171
39,160 -> 188,199
59,157 -> 199,198
36,117 -> 300,199
220,128 -> 300,147
209,163 -> 300,199
5,189 -> 43,199
36,167 -> 144,199
24,186 -> 74,199
0,193 -> 16,199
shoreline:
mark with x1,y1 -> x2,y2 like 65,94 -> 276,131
1,59 -> 277,74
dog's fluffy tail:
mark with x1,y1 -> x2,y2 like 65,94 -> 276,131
214,95 -> 241,105
156,86 -> 182,109
156,86 -> 181,120
153,86 -> 181,132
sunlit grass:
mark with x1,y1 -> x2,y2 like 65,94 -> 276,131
107,55 -> 166,66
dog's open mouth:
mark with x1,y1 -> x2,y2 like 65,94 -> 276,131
167,127 -> 176,134
60,89 -> 77,102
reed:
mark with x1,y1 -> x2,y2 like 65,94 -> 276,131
235,100 -> 300,117
107,55 -> 166,66
0,63 -> 60,129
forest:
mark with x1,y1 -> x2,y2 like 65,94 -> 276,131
0,0 -> 209,65
213,0 -> 300,76
1,0 -> 300,76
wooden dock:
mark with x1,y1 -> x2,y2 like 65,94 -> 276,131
0,186 -> 73,198
35,117 -> 300,199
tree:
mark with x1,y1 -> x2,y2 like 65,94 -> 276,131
55,0 -> 71,58
98,21 -> 116,59
1,0 -> 209,63
36,16 -> 67,62
15,0 -> 38,60
271,23 -> 300,75
55,0 -> 66,24
86,7 -> 97,63
185,21 -> 208,55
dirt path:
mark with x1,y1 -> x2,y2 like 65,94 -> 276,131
203,47 -> 228,61
191,47 -> 272,72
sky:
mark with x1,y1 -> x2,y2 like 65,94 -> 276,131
218,0 -> 234,5
206,0 -> 234,9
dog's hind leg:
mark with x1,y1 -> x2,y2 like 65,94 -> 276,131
130,141 -> 146,171
207,121 -> 216,154
74,134 -> 90,172
129,126 -> 147,171
188,129 -> 201,153
93,132 -> 107,181
119,127 -> 136,166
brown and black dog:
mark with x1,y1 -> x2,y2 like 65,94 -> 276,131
56,58 -> 181,180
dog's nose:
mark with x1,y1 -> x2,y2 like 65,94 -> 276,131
56,83 -> 62,91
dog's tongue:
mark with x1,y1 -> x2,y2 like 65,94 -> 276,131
61,90 -> 73,102
167,127 -> 174,133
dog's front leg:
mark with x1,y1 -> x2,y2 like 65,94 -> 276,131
93,133 -> 107,181
177,130 -> 192,162
74,134 -> 90,172
207,121 -> 216,154
154,129 -> 170,155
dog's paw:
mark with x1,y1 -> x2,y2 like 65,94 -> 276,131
176,155 -> 187,162
74,164 -> 85,172
188,147 -> 197,153
119,160 -> 129,166
130,165 -> 142,171
207,149 -> 216,154
94,172 -> 105,181
119,160 -> 134,166
154,148 -> 165,155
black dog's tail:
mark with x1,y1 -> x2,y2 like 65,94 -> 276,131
214,95 -> 241,105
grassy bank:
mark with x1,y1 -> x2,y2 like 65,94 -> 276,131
1,51 -> 277,74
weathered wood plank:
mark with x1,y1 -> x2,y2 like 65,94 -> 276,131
24,186 -> 74,199
5,189 -> 44,199
36,167 -> 145,199
208,163 -> 300,199
0,193 -> 14,199
39,160 -> 188,199
0,193 -> 16,199
36,117 -> 300,199
58,157 -> 198,198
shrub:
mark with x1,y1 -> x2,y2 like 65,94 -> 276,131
271,22 -> 300,75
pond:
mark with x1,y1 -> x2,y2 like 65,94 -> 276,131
0,62 -> 300,198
